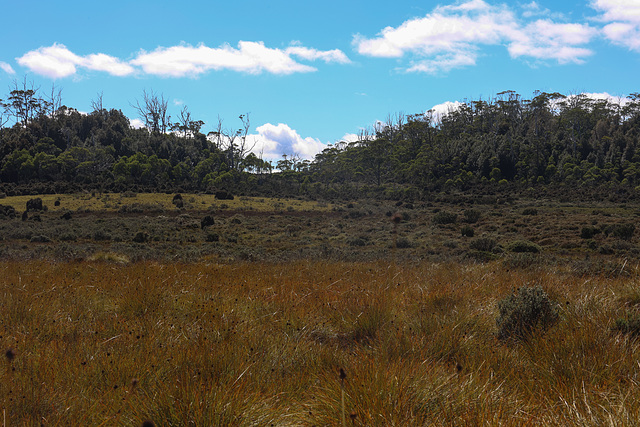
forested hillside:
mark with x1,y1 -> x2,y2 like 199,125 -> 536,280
2,82 -> 640,200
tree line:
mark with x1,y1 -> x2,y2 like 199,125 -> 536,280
1,80 -> 640,200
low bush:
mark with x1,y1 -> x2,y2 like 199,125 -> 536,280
610,223 -> 635,240
469,237 -> 497,252
522,208 -> 538,216
581,226 -> 601,239
433,211 -> 457,225
613,316 -> 640,336
496,285 -> 559,340
462,209 -> 481,223
507,240 -> 541,253
461,225 -> 475,237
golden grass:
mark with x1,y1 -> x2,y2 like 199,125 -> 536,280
2,259 -> 640,425
0,193 -> 334,213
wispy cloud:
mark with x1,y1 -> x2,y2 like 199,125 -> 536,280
16,41 -> 350,79
354,0 -> 596,73
0,61 -> 15,75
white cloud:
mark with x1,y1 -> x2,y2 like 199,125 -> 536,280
16,43 -> 134,78
592,0 -> 640,23
247,123 -> 328,161
130,42 -> 349,77
340,133 -> 361,143
285,46 -> 351,64
508,20 -> 596,64
354,0 -> 596,73
15,41 -> 349,79
428,100 -> 464,123
0,61 -> 15,75
130,118 -> 145,129
592,0 -> 640,50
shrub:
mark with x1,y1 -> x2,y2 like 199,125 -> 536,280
469,237 -> 497,252
0,204 -> 16,219
613,316 -> 640,336
522,208 -> 538,216
611,223 -> 635,240
26,198 -> 43,212
348,237 -> 367,247
201,215 -> 215,229
215,190 -> 234,200
133,231 -> 149,243
462,209 -> 481,224
395,237 -> 412,249
461,225 -> 475,237
205,233 -> 219,242
507,240 -> 541,253
496,286 -> 559,340
433,211 -> 457,225
581,226 -> 601,239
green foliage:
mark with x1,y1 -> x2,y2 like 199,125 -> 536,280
521,208 -> 538,216
496,286 -> 559,340
461,225 -> 475,237
433,211 -> 457,225
581,226 -> 601,239
507,240 -> 541,253
613,316 -> 640,336
462,209 -> 481,223
609,223 -> 636,240
469,237 -> 497,252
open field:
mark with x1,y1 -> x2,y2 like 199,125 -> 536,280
2,259 -> 640,425
3,194 -> 640,425
1,192 -> 640,267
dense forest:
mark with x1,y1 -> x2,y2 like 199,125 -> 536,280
1,79 -> 640,200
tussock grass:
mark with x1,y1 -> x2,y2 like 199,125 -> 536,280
2,260 -> 640,425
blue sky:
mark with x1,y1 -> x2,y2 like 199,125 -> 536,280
1,0 -> 639,161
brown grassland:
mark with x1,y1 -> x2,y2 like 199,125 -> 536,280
2,193 -> 640,425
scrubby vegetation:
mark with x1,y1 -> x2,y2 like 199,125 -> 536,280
3,260 -> 640,425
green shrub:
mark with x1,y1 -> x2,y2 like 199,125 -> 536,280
507,240 -> 541,253
462,209 -> 481,223
460,225 -> 475,237
496,286 -> 559,340
396,237 -> 412,249
433,211 -> 457,225
581,226 -> 601,239
522,208 -> 538,216
133,231 -> 149,243
611,223 -> 635,240
613,316 -> 640,336
469,237 -> 497,252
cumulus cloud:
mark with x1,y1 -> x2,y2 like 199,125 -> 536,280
428,100 -> 464,123
17,41 -> 350,79
247,123 -> 328,161
130,118 -> 145,129
0,61 -> 15,75
354,0 -> 596,73
592,0 -> 640,50
16,43 -> 135,78
131,42 -> 322,77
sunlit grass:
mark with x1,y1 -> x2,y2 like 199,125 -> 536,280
2,259 -> 640,425
0,193 -> 335,213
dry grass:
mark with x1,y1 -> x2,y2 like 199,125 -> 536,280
2,259 -> 640,425
0,193 -> 334,213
